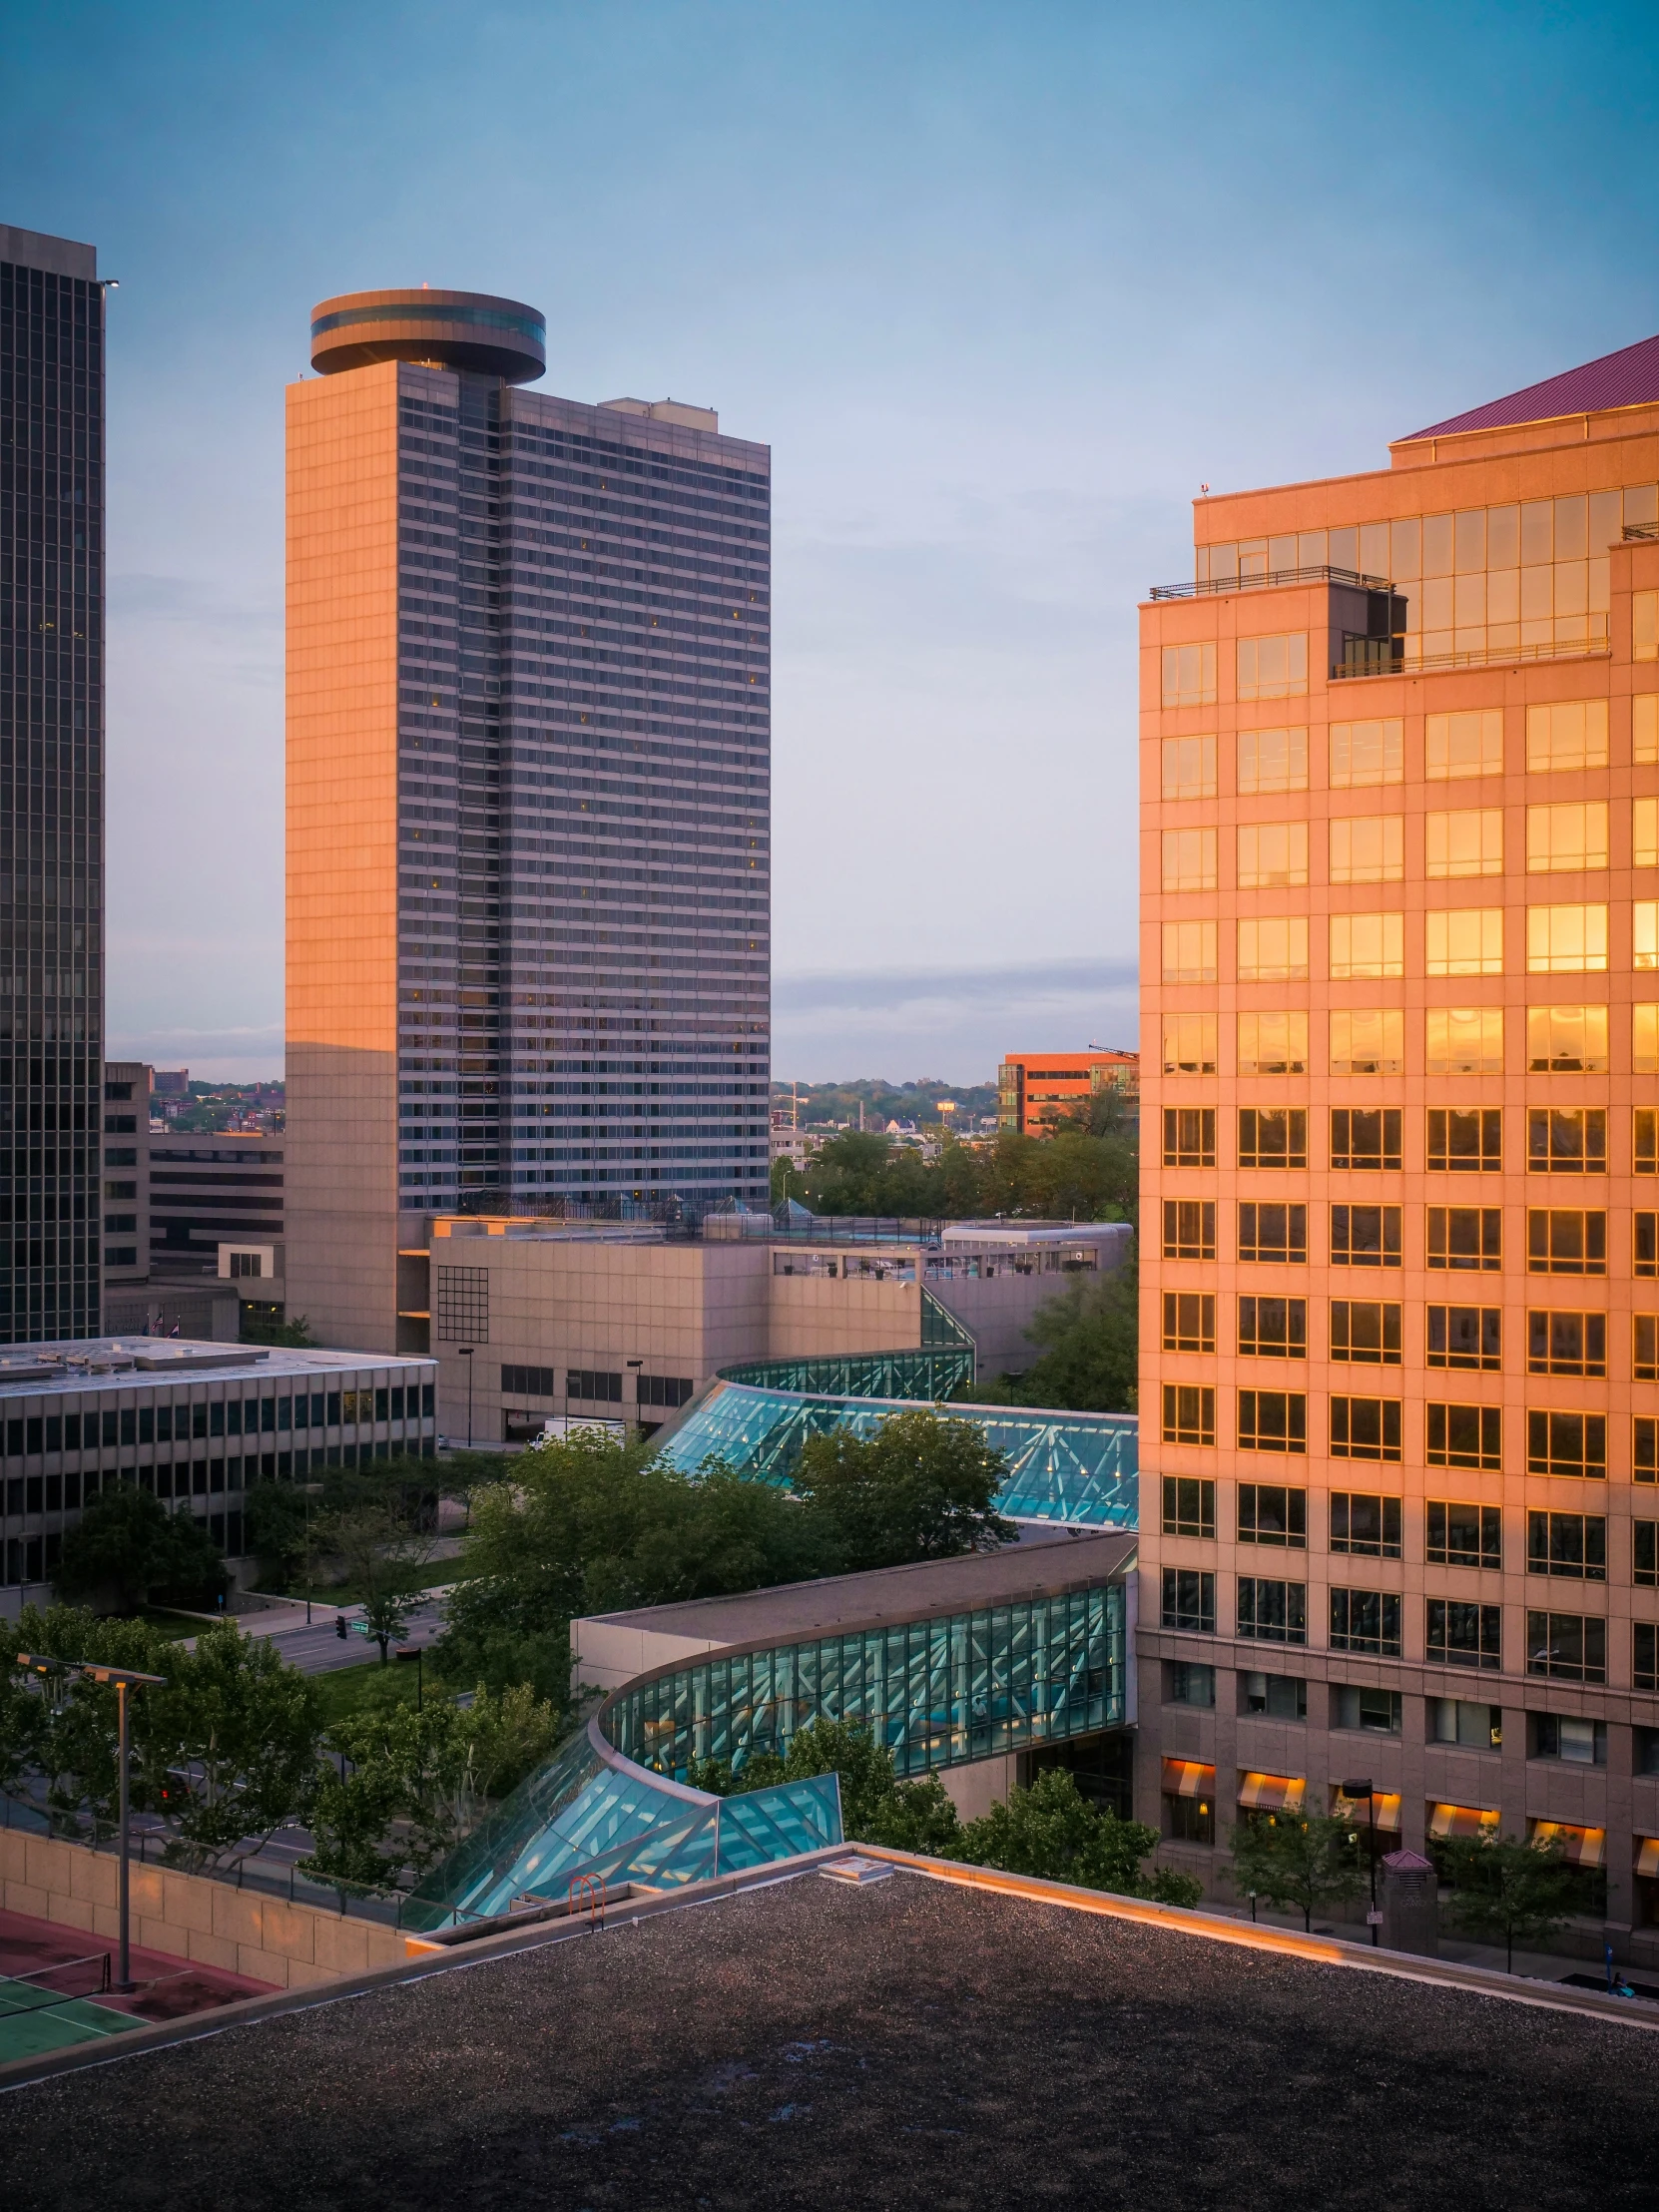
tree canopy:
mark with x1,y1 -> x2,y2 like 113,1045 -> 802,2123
791,1408 -> 1016,1572
55,1484 -> 227,1614
977,1240 -> 1139,1414
775,1126 -> 1136,1225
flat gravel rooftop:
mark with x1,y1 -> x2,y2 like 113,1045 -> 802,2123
3,1869 -> 1657,2210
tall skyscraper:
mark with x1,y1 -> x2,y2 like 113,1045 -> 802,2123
0,225 -> 105,1343
286,289 -> 771,1353
1140,333 -> 1659,1931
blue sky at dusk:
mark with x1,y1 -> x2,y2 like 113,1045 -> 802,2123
4,1 -> 1656,1079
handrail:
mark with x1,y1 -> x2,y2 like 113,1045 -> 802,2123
1151,564 -> 1392,601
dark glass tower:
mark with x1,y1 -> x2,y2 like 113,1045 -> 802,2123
0,225 -> 104,1343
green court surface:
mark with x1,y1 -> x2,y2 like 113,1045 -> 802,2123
0,1974 -> 135,2064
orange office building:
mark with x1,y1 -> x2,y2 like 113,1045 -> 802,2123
997,1050 -> 1138,1135
1139,332 -> 1659,1948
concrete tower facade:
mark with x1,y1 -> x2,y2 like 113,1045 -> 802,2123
1139,332 -> 1659,1947
0,224 -> 104,1343
284,290 -> 771,1354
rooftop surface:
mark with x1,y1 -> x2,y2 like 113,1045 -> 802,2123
0,1337 -> 433,1399
2,1867 -> 1655,2209
1404,328 -> 1659,439
582,1526 -> 1137,1643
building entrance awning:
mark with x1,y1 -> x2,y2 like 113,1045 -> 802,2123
1428,1801 -> 1498,1842
1161,1759 -> 1215,1801
1239,1771 -> 1305,1813
1332,1787 -> 1402,1832
1530,1819 -> 1605,1868
1636,1837 -> 1659,1879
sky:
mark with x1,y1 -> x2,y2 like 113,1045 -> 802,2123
4,0 -> 1658,1083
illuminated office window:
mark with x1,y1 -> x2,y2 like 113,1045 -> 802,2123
1237,1011 -> 1307,1075
1330,816 -> 1403,885
1330,912 -> 1403,980
1526,904 -> 1607,973
1162,827 -> 1217,892
1525,1005 -> 1607,1072
1527,803 -> 1608,873
1162,734 -> 1217,801
1330,1009 -> 1403,1074
1236,726 -> 1307,796
1162,642 -> 1216,709
1237,633 -> 1308,702
1526,699 -> 1608,773
1425,1007 -> 1503,1075
1425,908 -> 1503,976
1426,810 -> 1503,878
1238,917 -> 1308,982
1237,821 -> 1308,889
1329,719 -> 1402,789
1426,709 -> 1503,781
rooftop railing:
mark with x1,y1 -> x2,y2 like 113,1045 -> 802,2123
1331,636 -> 1614,680
1150,564 -> 1391,601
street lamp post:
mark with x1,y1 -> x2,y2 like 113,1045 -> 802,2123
457,1347 -> 474,1449
18,1653 -> 167,1991
1342,1777 -> 1381,1945
626,1357 -> 643,1432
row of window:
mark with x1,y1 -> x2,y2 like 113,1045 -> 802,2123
1162,804 -> 1659,890
1,1442 -> 436,1527
1163,1105 -> 1652,1173
1161,1569 -> 1640,1682
1161,1391 -> 1641,1479
498,1363 -> 693,1405
1160,700 -> 1655,800
1164,1004 -> 1653,1076
1162,637 -> 1657,714
1162,1292 -> 1659,1378
1162,1478 -> 1652,1580
1162,909 -> 1657,982
1162,1198 -> 1659,1273
0,1384 -> 435,1457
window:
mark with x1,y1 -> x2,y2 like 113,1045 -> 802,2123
1162,1384 -> 1215,1446
1636,1521 -> 1658,1588
501,1364 -> 556,1397
1330,911 -> 1403,979
1638,902 -> 1659,972
638,1376 -> 695,1409
1526,699 -> 1608,772
1426,708 -> 1503,780
1238,916 -> 1307,981
1329,718 -> 1402,788
1241,1672 -> 1307,1719
1238,1203 -> 1305,1265
1635,797 -> 1658,869
1427,1305 -> 1501,1371
1162,1013 -> 1218,1074
1639,1623 -> 1659,1693
1527,1107 -> 1606,1174
1426,810 -> 1503,878
1428,1207 -> 1502,1271
1238,1297 -> 1306,1360
568,1370 -> 623,1402
1238,1108 -> 1306,1168
1236,822 -> 1307,888
1526,1004 -> 1608,1072
1162,920 -> 1217,983
1426,1401 -> 1502,1470
1336,1685 -> 1402,1733
1162,734 -> 1216,800
1641,1417 -> 1659,1483
1426,1698 -> 1498,1750
1427,1501 -> 1502,1570
1237,632 -> 1308,701
1163,1108 -> 1216,1168
1638,694 -> 1659,765
1640,1214 -> 1659,1279
1330,1205 -> 1401,1268
1162,642 -> 1216,709
1330,1300 -> 1402,1366
434,1265 -> 489,1342
1531,1714 -> 1607,1765
1163,1789 -> 1216,1846
1328,1009 -> 1403,1075
1237,1393 -> 1307,1455
1330,1492 -> 1402,1558
1237,1011 -> 1307,1074
1162,1475 -> 1215,1538
1236,726 -> 1307,795
1428,1602 -> 1502,1670
1527,1409 -> 1607,1478
1425,907 -> 1503,976
1426,1108 -> 1500,1173
1638,592 -> 1658,663
1237,1482 -> 1307,1544
1526,1209 -> 1606,1275
1527,1510 -> 1606,1581
1162,1292 -> 1215,1354
1162,1567 -> 1215,1632
1162,1200 -> 1215,1261
1330,1589 -> 1402,1656
1526,1610 -> 1606,1683
1527,1310 -> 1606,1377
1162,827 -> 1217,891
1527,903 -> 1607,972
1330,1395 -> 1402,1461
1329,816 -> 1404,885
1636,1316 -> 1659,1382
1237,1577 -> 1307,1644
1527,803 -> 1609,874
1165,1660 -> 1216,1706
1331,1109 -> 1400,1171
1427,1006 -> 1504,1075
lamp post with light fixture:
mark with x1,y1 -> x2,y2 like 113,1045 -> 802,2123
1342,1777 -> 1381,1943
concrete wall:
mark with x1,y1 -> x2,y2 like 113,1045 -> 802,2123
0,1829 -> 408,1990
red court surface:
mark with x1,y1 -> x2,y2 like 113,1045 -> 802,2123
0,1905 -> 276,2025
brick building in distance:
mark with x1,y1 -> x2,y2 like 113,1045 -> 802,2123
997,1050 -> 1138,1136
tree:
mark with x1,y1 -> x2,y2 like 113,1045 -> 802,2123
241,1311 -> 315,1349
54,1484 -> 227,1614
1228,1808 -> 1363,1933
950,1768 -> 1199,1903
978,1241 -> 1139,1413
791,1408 -> 1015,1573
1442,1831 -> 1580,1973
245,1479 -> 311,1591
316,1503 -> 436,1662
693,1717 -> 961,1856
